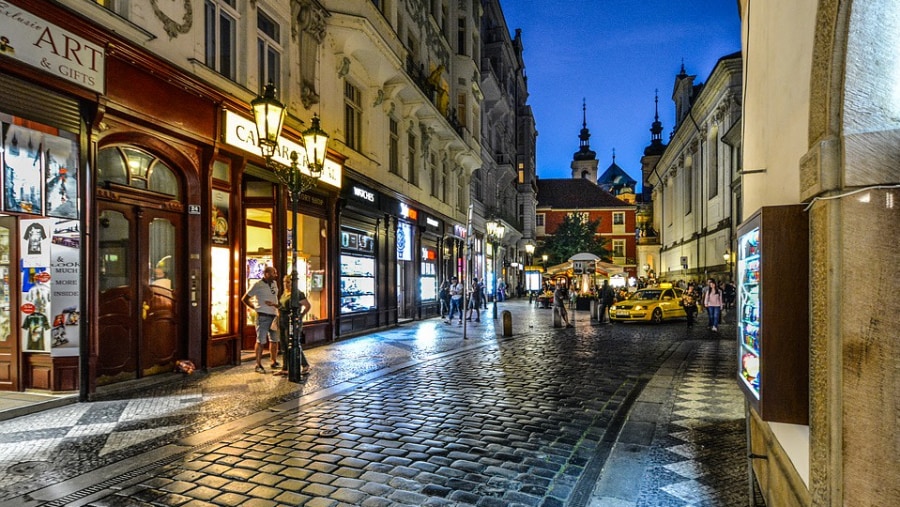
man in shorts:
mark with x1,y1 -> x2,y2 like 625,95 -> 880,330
241,266 -> 280,373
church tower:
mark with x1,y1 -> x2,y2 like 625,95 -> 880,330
570,99 -> 599,182
640,90 -> 667,202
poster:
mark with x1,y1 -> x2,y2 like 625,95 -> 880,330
44,133 -> 79,219
211,189 -> 230,245
19,218 -> 81,355
3,124 -> 43,215
21,218 -> 53,352
49,219 -> 81,357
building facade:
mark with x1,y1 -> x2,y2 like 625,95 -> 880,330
647,54 -> 742,284
738,0 -> 899,504
476,0 -> 537,297
0,0 -> 523,395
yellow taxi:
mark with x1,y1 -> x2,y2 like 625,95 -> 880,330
609,284 -> 686,323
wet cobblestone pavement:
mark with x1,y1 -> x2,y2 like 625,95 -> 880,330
0,301 -> 764,506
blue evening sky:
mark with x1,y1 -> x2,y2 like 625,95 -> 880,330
500,1 -> 741,190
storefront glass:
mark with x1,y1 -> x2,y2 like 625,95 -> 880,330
245,207 -> 273,329
288,212 -> 328,322
420,246 -> 437,301
340,226 -> 376,314
210,247 -> 230,335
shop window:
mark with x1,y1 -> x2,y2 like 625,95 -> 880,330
97,146 -> 180,198
340,227 -> 376,314
288,212 -> 329,322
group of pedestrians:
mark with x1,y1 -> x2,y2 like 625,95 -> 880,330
439,276 -> 486,325
681,278 -> 727,331
241,266 -> 312,375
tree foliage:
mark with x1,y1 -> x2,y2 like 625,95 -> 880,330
539,213 -> 610,265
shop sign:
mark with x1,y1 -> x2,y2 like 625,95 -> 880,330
452,224 -> 467,239
399,202 -> 417,220
0,3 -> 105,93
222,110 -> 342,189
347,183 -> 377,207
425,216 -> 440,228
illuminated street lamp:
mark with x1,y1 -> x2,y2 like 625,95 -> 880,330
486,219 -> 505,319
252,82 -> 329,383
525,242 -> 535,266
723,250 -> 734,277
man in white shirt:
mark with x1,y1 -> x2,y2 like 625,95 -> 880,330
241,266 -> 280,373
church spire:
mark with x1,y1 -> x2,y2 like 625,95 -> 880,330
644,90 -> 666,157
573,98 -> 597,161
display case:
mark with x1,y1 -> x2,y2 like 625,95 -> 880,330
340,254 -> 375,314
420,246 -> 437,302
209,247 -> 230,335
245,254 -> 272,328
736,204 -> 809,425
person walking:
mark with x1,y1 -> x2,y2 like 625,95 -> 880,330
723,280 -> 736,309
553,284 -> 574,328
445,276 -> 463,325
704,278 -> 724,332
438,280 -> 451,319
241,266 -> 280,373
682,281 -> 700,327
598,280 -> 615,324
274,274 -> 311,377
465,277 -> 484,323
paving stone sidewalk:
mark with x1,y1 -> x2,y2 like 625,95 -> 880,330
0,301 -> 762,507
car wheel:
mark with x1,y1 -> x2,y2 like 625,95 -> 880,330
651,308 -> 663,324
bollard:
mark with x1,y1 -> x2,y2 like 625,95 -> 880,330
502,310 -> 513,337
552,307 -> 562,327
590,299 -> 598,321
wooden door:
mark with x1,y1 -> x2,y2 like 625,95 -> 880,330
97,202 -> 183,382
0,217 -> 17,390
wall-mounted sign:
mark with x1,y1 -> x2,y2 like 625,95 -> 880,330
352,186 -> 375,203
0,4 -> 105,93
399,202 -> 417,220
222,110 -> 342,189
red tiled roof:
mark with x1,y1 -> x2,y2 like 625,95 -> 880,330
536,178 -> 632,209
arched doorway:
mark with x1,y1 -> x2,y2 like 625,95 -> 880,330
95,146 -> 185,384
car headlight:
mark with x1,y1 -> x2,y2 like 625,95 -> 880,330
634,305 -> 644,311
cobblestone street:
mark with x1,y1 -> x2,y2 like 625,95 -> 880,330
0,301 -> 762,506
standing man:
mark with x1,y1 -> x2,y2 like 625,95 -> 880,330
241,266 -> 280,373
598,280 -> 615,324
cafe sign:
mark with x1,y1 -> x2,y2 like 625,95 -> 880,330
0,2 -> 105,94
223,110 -> 341,189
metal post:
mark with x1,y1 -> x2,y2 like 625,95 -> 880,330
288,181 -> 302,382
492,242 -> 498,320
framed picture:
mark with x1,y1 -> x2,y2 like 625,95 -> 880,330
3,124 -> 43,215
44,132 -> 79,219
